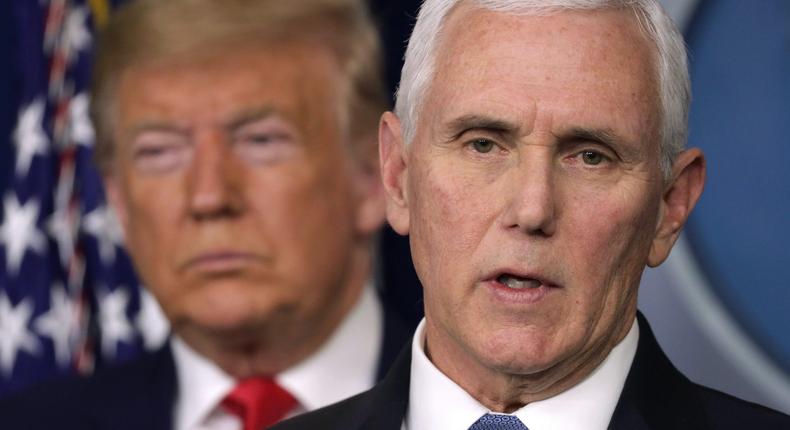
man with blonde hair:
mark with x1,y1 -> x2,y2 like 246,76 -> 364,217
0,0 -> 411,429
273,0 -> 790,428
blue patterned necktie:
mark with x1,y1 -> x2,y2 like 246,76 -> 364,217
468,413 -> 529,429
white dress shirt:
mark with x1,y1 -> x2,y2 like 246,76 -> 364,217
405,317 -> 639,430
172,284 -> 384,430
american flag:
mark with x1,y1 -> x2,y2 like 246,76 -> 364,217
0,0 -> 168,398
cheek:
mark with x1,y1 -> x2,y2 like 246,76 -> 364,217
250,164 -> 356,269
123,183 -> 181,263
409,162 -> 496,293
120,202 -> 182,312
562,188 -> 658,297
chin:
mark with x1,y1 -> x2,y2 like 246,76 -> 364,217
181,285 -> 281,333
476,328 -> 566,375
194,307 -> 266,333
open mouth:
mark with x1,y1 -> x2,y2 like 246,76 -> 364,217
486,271 -> 560,309
485,270 -> 559,304
496,273 -> 543,289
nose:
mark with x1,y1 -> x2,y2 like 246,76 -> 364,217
501,147 -> 557,237
186,131 -> 244,220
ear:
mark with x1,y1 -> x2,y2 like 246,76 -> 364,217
103,173 -> 131,240
648,148 -> 706,267
352,131 -> 386,235
379,111 -> 410,235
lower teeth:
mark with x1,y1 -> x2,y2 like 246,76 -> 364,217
498,275 -> 541,289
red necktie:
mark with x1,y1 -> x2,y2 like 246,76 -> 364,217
221,377 -> 297,430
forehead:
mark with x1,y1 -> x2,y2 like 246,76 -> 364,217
114,42 -> 343,129
424,6 -> 660,144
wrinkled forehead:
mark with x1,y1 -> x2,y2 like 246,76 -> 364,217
436,4 -> 660,93
422,5 -> 662,145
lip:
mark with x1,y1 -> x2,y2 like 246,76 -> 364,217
180,251 -> 262,274
481,268 -> 562,305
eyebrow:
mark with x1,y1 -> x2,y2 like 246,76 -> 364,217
443,114 -> 520,140
126,122 -> 188,140
556,126 -> 640,159
224,107 -> 277,132
563,127 -> 621,144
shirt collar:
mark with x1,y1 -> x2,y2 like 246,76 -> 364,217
407,317 -> 639,430
172,283 -> 383,430
172,335 -> 235,430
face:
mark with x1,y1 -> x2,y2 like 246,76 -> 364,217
107,43 -> 384,373
381,7 -> 703,398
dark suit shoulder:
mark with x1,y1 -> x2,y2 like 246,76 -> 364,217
376,298 -> 414,380
696,384 -> 790,429
0,372 -> 95,429
612,314 -> 790,430
274,344 -> 413,430
0,344 -> 176,430
273,387 -> 380,430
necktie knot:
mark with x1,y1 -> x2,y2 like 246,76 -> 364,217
221,377 -> 297,430
469,413 -> 529,430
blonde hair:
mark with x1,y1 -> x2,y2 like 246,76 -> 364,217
91,0 -> 387,172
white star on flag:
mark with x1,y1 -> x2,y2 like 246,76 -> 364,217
0,292 -> 41,376
34,284 -> 79,367
12,98 -> 49,177
68,92 -> 94,147
136,288 -> 170,350
82,204 -> 124,265
0,194 -> 47,275
98,287 -> 134,359
63,6 -> 92,61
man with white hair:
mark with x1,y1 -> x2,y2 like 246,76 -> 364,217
272,0 -> 790,428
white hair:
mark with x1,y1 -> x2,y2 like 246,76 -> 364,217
395,0 -> 690,178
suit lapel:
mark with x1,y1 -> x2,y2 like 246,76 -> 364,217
609,313 -> 710,430
359,345 -> 412,430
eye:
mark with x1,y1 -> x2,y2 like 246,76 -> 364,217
238,132 -> 285,147
232,116 -> 301,165
469,138 -> 495,154
581,150 -> 606,165
130,132 -> 190,173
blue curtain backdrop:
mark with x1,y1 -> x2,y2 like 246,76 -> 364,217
684,0 -> 790,373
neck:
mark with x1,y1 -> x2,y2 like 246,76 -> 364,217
424,315 -> 634,413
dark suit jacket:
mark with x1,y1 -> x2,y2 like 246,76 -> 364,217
0,301 -> 411,430
271,313 -> 790,430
